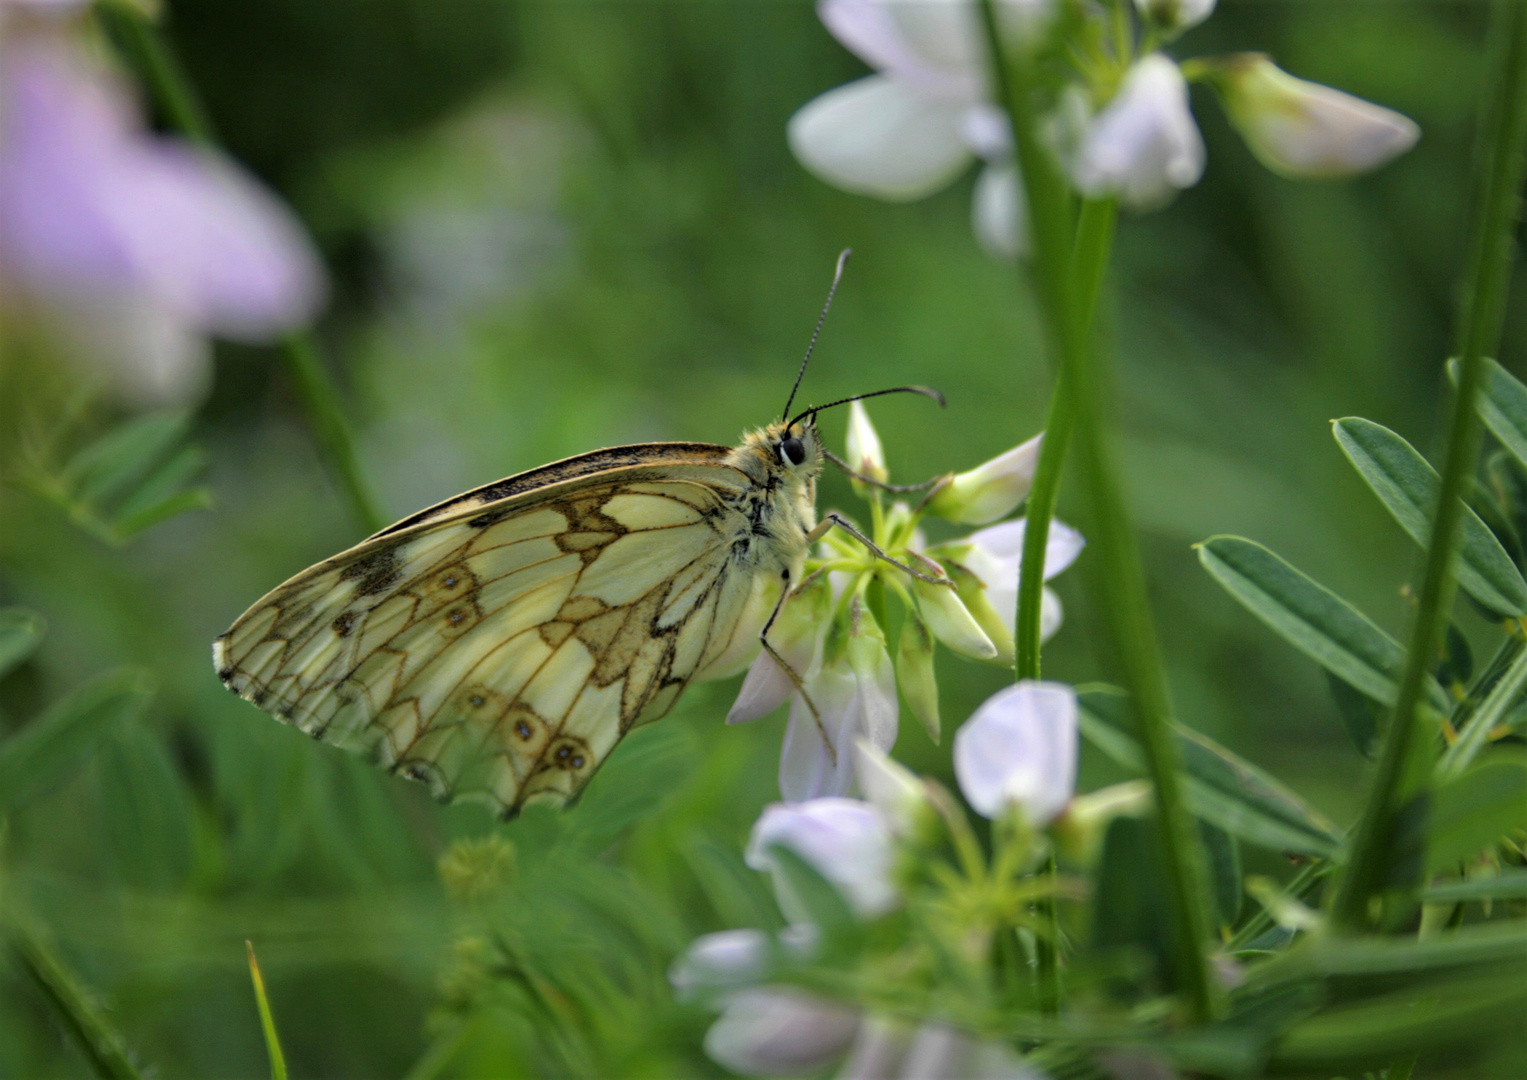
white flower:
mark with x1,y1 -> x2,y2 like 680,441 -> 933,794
703,988 -> 861,1077
1211,54 -> 1419,179
746,797 -> 898,922
912,574 -> 998,659
0,18 -> 325,405
790,0 -> 1054,258
1134,0 -> 1216,34
927,432 -> 1043,524
937,517 -> 1083,646
953,680 -> 1078,823
1072,54 -> 1205,209
728,578 -> 829,725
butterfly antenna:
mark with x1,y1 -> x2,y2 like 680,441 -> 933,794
791,385 -> 945,429
782,248 -> 852,422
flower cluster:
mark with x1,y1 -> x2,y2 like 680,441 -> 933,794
675,682 -> 1082,1077
722,402 -> 1083,800
790,0 -> 1419,257
0,0 -> 325,404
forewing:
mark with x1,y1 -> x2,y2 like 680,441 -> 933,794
215,465 -> 755,816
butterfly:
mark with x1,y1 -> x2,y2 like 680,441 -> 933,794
213,252 -> 948,818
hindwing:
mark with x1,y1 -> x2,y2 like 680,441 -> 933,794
215,447 -> 763,817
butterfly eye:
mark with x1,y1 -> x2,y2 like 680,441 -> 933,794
779,437 -> 806,466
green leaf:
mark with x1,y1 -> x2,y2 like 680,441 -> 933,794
0,669 -> 153,810
0,607 -> 46,680
1426,757 -> 1527,874
1199,820 -> 1242,930
1334,417 -> 1527,616
1197,536 -> 1449,716
1079,687 -> 1341,856
1454,355 -> 1527,473
1325,672 -> 1380,758
62,409 -> 193,506
110,488 -> 215,540
94,724 -> 195,892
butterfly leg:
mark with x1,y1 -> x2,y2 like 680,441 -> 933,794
757,570 -> 836,765
808,514 -> 956,588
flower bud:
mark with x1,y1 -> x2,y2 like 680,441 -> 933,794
953,681 -> 1078,824
1208,53 -> 1419,179
1072,54 -> 1204,209
669,926 -> 819,1001
845,399 -> 888,487
1134,0 -> 1216,34
925,432 -> 1042,524
1050,779 -> 1152,865
746,798 -> 898,922
912,572 -> 998,660
894,608 -> 941,741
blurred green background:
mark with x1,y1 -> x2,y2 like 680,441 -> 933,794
0,1 -> 1512,1076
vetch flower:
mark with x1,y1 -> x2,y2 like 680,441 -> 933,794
1205,53 -> 1419,179
703,988 -> 861,1077
746,797 -> 898,922
1134,0 -> 1216,35
932,516 -> 1084,657
0,10 -> 326,405
854,739 -> 932,840
912,570 -> 997,660
926,431 -> 1043,524
669,926 -> 819,1000
1071,54 -> 1205,209
953,680 -> 1078,824
728,575 -> 830,725
789,0 -> 1056,257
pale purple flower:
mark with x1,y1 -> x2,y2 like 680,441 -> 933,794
746,797 -> 897,922
0,16 -> 325,404
1071,55 -> 1205,209
927,431 -> 1043,525
934,516 -> 1084,648
953,681 -> 1078,823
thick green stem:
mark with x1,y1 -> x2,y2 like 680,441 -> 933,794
976,3 -> 1216,1021
95,2 -> 384,534
1330,0 -> 1527,931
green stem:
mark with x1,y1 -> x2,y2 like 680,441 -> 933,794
1330,0 -> 1527,932
95,2 -> 384,534
976,3 -> 1214,1021
1439,637 -> 1527,779
1016,201 -> 1118,680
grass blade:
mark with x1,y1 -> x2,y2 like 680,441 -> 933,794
1334,417 -> 1527,617
8,915 -> 149,1080
246,940 -> 289,1080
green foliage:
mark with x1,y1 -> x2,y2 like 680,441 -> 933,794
1333,417 -> 1527,617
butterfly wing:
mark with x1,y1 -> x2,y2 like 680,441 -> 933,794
214,445 -> 763,816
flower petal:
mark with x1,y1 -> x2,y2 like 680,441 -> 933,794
746,797 -> 898,920
1072,54 -> 1204,209
914,578 -> 997,659
704,988 -> 860,1076
670,930 -> 772,1000
788,75 -> 973,201
953,680 -> 1078,823
779,663 -> 859,800
972,161 -> 1030,260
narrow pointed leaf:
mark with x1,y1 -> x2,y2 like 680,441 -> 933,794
1334,417 -> 1527,616
1422,867 -> 1527,902
246,941 -> 289,1080
63,409 -> 193,506
1198,535 -> 1449,715
1452,355 -> 1527,473
0,608 -> 46,680
0,669 -> 153,809
1079,687 -> 1341,856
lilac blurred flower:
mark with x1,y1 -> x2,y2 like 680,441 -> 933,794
0,9 -> 325,404
746,797 -> 898,923
1071,54 -> 1205,209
